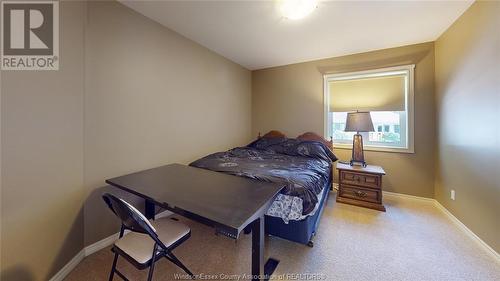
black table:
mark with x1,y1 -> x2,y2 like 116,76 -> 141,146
106,163 -> 284,280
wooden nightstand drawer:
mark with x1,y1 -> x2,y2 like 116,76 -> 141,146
339,185 -> 380,203
340,171 -> 381,189
336,163 -> 386,211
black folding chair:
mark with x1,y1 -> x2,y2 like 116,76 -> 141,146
102,193 -> 195,280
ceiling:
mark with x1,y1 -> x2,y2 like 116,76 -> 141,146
120,0 -> 473,70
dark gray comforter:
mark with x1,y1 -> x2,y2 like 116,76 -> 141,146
189,139 -> 337,215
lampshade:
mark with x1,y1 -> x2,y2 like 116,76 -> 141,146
345,112 -> 374,132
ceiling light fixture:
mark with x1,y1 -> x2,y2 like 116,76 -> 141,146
278,0 -> 318,20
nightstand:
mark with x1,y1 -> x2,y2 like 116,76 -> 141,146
336,163 -> 386,211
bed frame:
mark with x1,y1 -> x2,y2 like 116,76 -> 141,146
256,131 -> 334,247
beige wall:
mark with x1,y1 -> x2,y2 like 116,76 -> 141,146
0,2 -> 86,280
1,1 -> 251,280
1,0 -> 498,279
435,1 -> 500,252
83,1 -> 252,246
252,42 -> 436,197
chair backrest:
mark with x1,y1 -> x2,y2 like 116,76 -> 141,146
102,193 -> 157,236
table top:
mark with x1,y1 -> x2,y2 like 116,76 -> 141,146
106,163 -> 284,235
336,162 -> 386,175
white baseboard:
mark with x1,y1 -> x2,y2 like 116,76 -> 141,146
383,191 -> 435,202
48,249 -> 85,281
383,191 -> 499,262
83,210 -> 172,256
49,232 -> 124,281
433,200 -> 500,262
84,232 -> 121,257
49,210 -> 174,280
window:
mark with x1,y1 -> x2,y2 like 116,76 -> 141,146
324,65 -> 415,153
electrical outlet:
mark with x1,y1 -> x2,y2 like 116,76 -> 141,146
451,190 -> 456,200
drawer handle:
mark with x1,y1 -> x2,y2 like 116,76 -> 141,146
354,176 -> 361,182
354,190 -> 367,198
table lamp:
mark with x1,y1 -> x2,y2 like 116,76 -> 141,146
345,111 -> 374,167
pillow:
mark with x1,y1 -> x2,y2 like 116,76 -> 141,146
248,137 -> 337,163
267,139 -> 337,162
295,141 -> 338,162
247,136 -> 287,150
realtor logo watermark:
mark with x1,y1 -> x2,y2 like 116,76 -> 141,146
1,1 -> 59,70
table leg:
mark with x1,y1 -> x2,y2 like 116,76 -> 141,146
251,216 -> 279,281
144,199 -> 155,220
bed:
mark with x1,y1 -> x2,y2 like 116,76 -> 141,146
189,131 -> 337,247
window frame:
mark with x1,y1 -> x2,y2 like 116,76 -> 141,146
323,64 -> 415,153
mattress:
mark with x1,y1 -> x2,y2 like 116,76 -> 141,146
189,138 -> 336,223
266,183 -> 328,223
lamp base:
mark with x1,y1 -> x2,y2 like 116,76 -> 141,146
350,133 -> 367,167
350,160 -> 367,167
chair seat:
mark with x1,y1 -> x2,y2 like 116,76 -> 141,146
114,217 -> 190,265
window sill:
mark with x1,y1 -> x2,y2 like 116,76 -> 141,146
333,143 -> 414,154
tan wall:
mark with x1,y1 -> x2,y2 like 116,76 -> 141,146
1,1 -> 251,279
83,1 -> 252,246
435,1 -> 500,252
252,42 -> 436,197
2,0 -> 497,279
0,2 -> 86,280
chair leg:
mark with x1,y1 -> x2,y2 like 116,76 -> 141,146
165,252 -> 195,279
109,226 -> 125,281
109,252 -> 119,281
147,244 -> 158,281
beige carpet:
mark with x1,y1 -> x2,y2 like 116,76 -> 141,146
65,193 -> 499,281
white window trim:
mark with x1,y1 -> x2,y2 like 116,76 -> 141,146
323,64 -> 415,154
